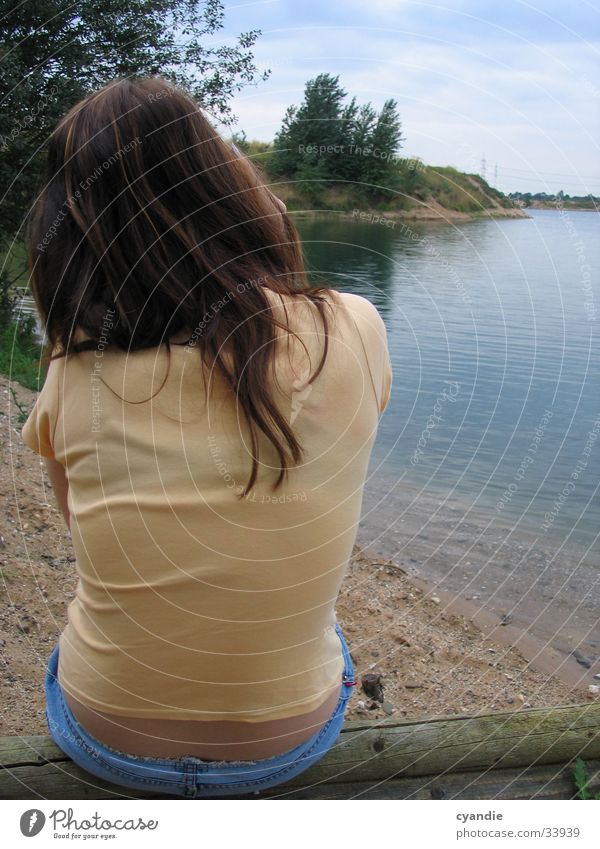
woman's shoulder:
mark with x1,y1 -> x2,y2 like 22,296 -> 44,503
261,285 -> 376,319
261,286 -> 387,347
333,289 -> 382,320
325,290 -> 387,347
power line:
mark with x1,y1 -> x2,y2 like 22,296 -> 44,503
496,172 -> 600,187
496,165 -> 600,180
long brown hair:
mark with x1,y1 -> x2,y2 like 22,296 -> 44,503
27,76 -> 336,497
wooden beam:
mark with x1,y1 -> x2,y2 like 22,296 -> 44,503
1,704 -> 599,800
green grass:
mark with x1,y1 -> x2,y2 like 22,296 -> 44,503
573,757 -> 600,800
10,384 -> 31,423
0,245 -> 46,391
419,167 -> 514,212
0,315 -> 45,391
1,241 -> 28,285
558,198 -> 597,210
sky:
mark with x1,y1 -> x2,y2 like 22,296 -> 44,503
216,0 -> 599,196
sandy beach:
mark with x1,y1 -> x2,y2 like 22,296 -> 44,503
358,470 -> 600,698
1,374 -> 596,740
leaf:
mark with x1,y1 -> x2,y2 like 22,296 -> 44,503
574,757 -> 590,800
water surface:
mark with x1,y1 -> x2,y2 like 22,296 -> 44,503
298,209 -> 599,670
300,209 -> 599,548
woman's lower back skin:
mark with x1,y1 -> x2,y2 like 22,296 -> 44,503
63,684 -> 341,760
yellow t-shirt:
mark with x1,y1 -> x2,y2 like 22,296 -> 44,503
22,288 -> 392,721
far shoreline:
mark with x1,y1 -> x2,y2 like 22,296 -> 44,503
289,205 -> 531,223
522,204 -> 598,213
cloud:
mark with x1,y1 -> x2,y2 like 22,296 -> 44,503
219,4 -> 600,194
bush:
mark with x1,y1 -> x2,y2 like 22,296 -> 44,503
294,159 -> 330,207
0,312 -> 45,391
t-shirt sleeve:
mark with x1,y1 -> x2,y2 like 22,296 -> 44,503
338,291 -> 393,414
21,356 -> 62,460
379,332 -> 393,413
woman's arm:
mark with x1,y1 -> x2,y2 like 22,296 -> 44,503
44,457 -> 70,529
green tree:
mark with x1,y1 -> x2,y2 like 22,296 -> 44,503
271,73 -> 348,178
360,99 -> 404,189
292,156 -> 329,206
337,101 -> 376,182
0,0 -> 270,250
270,103 -> 301,176
270,75 -> 404,197
397,156 -> 426,199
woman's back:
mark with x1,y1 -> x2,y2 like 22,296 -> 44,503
23,76 -> 393,775
24,287 -> 392,726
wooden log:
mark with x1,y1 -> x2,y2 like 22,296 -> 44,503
291,703 -> 600,785
1,704 -> 599,800
2,757 -> 599,800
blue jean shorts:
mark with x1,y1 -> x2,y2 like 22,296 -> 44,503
44,622 -> 356,798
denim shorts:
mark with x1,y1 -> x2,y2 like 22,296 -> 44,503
44,622 -> 356,798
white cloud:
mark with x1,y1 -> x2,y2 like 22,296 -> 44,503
220,17 -> 599,194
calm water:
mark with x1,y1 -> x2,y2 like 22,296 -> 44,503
298,209 -> 600,553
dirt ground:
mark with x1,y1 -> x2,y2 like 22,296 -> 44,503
0,375 -> 594,739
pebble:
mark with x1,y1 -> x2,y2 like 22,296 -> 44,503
382,701 -> 394,715
405,681 -> 423,689
361,673 -> 385,702
431,596 -> 441,605
588,685 -> 600,696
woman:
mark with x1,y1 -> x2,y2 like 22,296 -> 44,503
22,76 -> 392,797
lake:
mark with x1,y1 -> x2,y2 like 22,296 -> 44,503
298,209 -> 599,671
